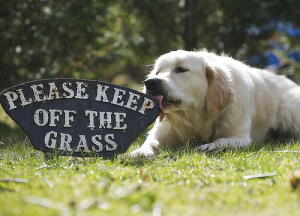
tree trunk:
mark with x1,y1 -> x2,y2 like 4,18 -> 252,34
184,0 -> 197,50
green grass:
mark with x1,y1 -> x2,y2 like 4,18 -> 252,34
1,136 -> 300,216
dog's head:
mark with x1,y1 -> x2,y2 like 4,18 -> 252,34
144,50 -> 234,117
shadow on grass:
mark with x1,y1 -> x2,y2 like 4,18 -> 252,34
122,136 -> 299,167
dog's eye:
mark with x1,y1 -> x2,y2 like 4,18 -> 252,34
175,66 -> 188,73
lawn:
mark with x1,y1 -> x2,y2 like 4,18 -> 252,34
1,133 -> 300,216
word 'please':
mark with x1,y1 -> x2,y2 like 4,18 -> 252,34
3,81 -> 155,115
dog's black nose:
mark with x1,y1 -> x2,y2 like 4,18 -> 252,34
144,78 -> 162,94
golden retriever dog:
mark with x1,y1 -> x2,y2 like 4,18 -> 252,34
130,50 -> 300,157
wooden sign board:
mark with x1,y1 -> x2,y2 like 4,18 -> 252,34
0,79 -> 159,159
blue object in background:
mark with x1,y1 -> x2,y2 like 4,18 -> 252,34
248,20 -> 300,70
288,51 -> 300,61
265,52 -> 280,67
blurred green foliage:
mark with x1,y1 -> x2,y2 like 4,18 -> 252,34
0,0 -> 300,92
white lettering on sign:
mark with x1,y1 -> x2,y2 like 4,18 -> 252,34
111,88 -> 126,107
95,84 -> 109,102
44,131 -> 117,152
30,84 -> 47,102
3,91 -> 19,110
124,92 -> 140,111
16,89 -> 33,106
34,109 -> 127,130
114,113 -> 127,130
48,82 -> 62,100
100,112 -> 112,129
105,134 -> 117,151
44,131 -> 57,149
2,81 -> 155,116
58,133 -> 73,151
49,109 -> 63,127
34,109 -> 77,127
34,109 -> 49,126
138,98 -> 155,114
62,82 -> 74,98
63,110 -> 76,127
75,135 -> 89,152
85,110 -> 127,130
75,82 -> 88,99
85,110 -> 98,130
91,135 -> 103,152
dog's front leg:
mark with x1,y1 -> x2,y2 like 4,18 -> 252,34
130,119 -> 175,157
196,136 -> 252,152
130,135 -> 159,157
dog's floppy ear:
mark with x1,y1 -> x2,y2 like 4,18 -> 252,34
206,63 -> 234,117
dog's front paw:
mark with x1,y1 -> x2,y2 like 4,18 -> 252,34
196,143 -> 217,152
130,147 -> 155,158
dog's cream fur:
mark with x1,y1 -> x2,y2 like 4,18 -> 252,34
130,50 -> 300,157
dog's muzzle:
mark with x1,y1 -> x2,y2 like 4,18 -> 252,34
144,78 -> 163,96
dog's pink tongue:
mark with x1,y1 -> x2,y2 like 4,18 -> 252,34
152,95 -> 164,116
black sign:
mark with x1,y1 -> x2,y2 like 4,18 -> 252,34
0,79 -> 159,158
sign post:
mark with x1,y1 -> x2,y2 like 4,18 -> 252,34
0,79 -> 159,159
